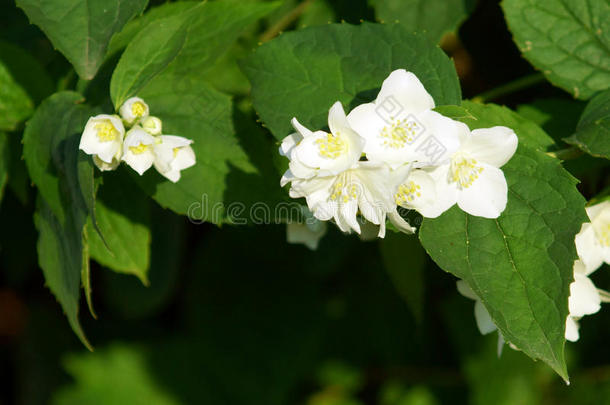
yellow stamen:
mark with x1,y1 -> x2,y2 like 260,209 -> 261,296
395,181 -> 421,206
315,132 -> 347,159
131,101 -> 146,118
380,118 -> 421,149
129,143 -> 149,155
450,153 -> 484,189
94,121 -> 119,142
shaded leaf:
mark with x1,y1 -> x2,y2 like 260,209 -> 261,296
242,22 -> 462,140
565,88 -> 610,159
503,0 -> 610,99
16,0 -> 148,79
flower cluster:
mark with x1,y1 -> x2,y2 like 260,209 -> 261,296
79,97 -> 196,182
279,70 -> 518,237
459,201 -> 610,344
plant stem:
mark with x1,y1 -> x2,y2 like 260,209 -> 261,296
260,0 -> 313,43
471,73 -> 546,103
546,147 -> 583,160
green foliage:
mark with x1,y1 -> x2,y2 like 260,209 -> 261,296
0,132 -> 8,203
23,92 -> 97,347
565,89 -> 610,159
0,58 -> 33,131
110,0 -> 279,108
52,344 -> 181,405
16,0 -> 148,80
242,22 -> 461,140
369,0 -> 475,44
502,0 -> 610,100
88,171 -> 151,284
420,103 -> 588,380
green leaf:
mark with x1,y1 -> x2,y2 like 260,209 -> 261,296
16,0 -> 148,80
437,101 -> 556,151
565,88 -> 610,159
131,74 -> 284,223
369,0 -> 476,44
242,22 -> 462,140
516,98 -> 585,142
23,92 -> 95,225
502,0 -> 610,99
110,0 -> 279,108
419,105 -> 588,381
0,58 -> 33,131
0,40 -> 55,104
24,91 -> 98,346
106,1 -> 199,58
0,132 -> 8,204
379,232 -> 426,323
35,196 -> 91,350
88,171 -> 151,284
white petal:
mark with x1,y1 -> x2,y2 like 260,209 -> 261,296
474,300 -> 497,335
279,132 -> 302,157
463,126 -> 518,168
123,150 -> 155,175
375,69 -> 435,114
412,110 -> 461,166
346,102 -> 386,153
172,145 -> 196,171
290,117 -> 313,138
575,223 -> 605,273
142,116 -> 162,135
388,211 -> 416,234
565,316 -> 580,342
456,164 -> 508,218
395,169 -> 439,218
338,198 -> 360,234
569,273 -> 601,317
280,169 -> 295,187
422,165 -> 458,218
585,200 -> 610,221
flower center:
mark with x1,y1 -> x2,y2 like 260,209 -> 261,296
316,132 -> 347,159
450,153 -> 483,189
94,121 -> 119,142
380,118 -> 422,149
330,173 -> 359,203
173,147 -> 180,158
395,181 -> 421,206
129,143 -> 149,155
131,101 -> 146,117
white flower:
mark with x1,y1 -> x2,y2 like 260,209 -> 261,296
285,162 -> 414,238
152,135 -> 196,183
141,116 -> 162,135
346,69 -> 461,168
121,126 -> 155,175
119,97 -> 149,125
575,201 -> 610,273
423,123 -> 518,218
279,101 -> 364,180
79,114 -> 125,165
566,259 -> 604,342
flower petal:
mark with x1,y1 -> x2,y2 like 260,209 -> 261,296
375,69 -> 435,114
423,165 -> 458,218
575,223 -> 605,273
569,273 -> 601,317
463,126 -> 518,168
565,316 -> 580,342
456,164 -> 508,218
